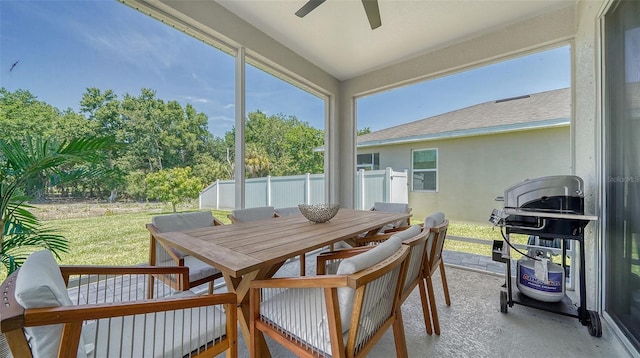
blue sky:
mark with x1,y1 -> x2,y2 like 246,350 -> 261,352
1,0 -> 570,138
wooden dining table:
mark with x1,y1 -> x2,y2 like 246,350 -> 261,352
153,208 -> 411,357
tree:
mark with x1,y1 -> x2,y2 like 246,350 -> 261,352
192,154 -> 232,186
222,111 -> 325,177
245,143 -> 271,178
0,88 -> 62,142
0,135 -> 116,273
145,167 -> 202,212
357,127 -> 372,136
124,170 -> 148,201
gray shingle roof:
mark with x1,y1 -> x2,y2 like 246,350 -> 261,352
357,87 -> 570,147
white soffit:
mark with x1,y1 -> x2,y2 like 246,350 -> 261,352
215,0 -> 574,80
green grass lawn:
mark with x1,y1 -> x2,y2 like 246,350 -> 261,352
51,208 -> 233,266
418,219 -> 531,258
18,205 -> 528,270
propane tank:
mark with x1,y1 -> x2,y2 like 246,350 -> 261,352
516,248 -> 565,302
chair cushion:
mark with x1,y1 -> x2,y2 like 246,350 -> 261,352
424,211 -> 445,230
335,236 -> 402,331
259,287 -> 346,357
152,211 -> 214,233
372,202 -> 409,213
14,250 -> 86,358
274,206 -> 301,216
83,297 -> 228,358
152,212 -> 217,270
389,224 -> 422,242
231,206 -> 275,222
424,212 -> 446,255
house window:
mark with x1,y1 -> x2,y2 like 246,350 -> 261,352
357,153 -> 379,170
412,149 -> 437,191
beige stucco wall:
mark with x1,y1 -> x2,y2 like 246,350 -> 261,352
358,126 -> 571,223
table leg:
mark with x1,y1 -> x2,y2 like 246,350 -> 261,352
223,261 -> 286,358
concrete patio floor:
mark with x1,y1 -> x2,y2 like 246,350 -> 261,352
212,250 -> 631,358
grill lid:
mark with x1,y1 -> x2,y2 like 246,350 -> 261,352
502,175 -> 584,213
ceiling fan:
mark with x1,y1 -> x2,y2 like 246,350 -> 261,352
295,0 -> 382,30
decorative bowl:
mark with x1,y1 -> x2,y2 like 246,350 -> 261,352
298,204 -> 340,223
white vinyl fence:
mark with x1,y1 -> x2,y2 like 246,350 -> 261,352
199,168 -> 408,210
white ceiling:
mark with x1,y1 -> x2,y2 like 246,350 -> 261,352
216,0 -> 574,80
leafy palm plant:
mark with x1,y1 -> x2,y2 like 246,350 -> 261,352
0,135 -> 115,274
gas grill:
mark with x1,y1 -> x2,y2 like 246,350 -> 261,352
489,175 -> 602,337
490,175 -> 587,238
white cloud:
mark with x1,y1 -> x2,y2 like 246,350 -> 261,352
183,96 -> 210,103
224,103 -> 235,109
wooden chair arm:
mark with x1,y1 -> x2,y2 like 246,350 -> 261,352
9,292 -> 236,358
59,265 -> 189,285
250,275 -> 349,289
23,293 -> 237,326
0,271 -> 25,333
0,269 -> 229,323
352,232 -> 394,246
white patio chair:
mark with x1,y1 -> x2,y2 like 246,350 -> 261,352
321,224 -> 434,335
147,211 -> 223,298
250,237 -> 410,357
352,212 -> 450,334
227,206 -> 279,223
0,250 -> 237,358
370,201 -> 412,232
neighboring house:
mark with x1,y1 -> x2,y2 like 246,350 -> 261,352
357,88 -> 571,223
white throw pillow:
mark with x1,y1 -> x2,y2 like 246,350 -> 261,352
15,250 -> 86,358
335,237 -> 402,331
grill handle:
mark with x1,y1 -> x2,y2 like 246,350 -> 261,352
507,217 -> 548,232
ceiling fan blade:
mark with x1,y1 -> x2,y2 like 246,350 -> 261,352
295,0 -> 326,18
361,0 -> 382,29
